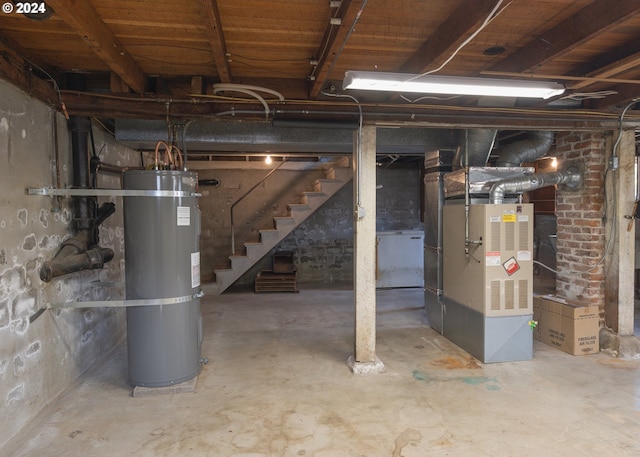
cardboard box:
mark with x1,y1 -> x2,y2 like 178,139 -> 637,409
532,295 -> 600,355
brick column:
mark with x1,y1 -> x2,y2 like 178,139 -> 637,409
553,131 -> 606,315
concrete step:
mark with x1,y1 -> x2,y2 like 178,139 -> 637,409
213,268 -> 235,284
301,191 -> 327,207
244,242 -> 266,259
229,255 -> 251,270
201,282 -> 220,296
314,178 -> 343,193
325,166 -> 351,181
206,157 -> 353,295
259,229 -> 281,243
274,216 -> 295,230
287,203 -> 311,213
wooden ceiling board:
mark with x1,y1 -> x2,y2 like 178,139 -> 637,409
1,0 -> 639,119
0,31 -> 109,73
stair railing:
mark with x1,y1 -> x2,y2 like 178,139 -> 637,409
230,158 -> 288,255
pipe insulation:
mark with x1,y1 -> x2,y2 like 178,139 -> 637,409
489,167 -> 582,204
495,131 -> 554,167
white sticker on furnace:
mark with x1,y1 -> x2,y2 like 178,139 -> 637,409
486,251 -> 501,266
177,206 -> 190,226
517,250 -> 532,261
191,252 -> 201,288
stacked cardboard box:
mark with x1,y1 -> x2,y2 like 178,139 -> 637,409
532,295 -> 600,355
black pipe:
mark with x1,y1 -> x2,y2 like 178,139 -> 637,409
272,118 -> 360,130
40,237 -> 114,282
40,74 -> 116,282
69,116 -> 94,231
95,202 -> 116,227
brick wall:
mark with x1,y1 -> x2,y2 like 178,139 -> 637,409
553,131 -> 607,312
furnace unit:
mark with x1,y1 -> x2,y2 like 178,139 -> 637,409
442,202 -> 534,363
424,165 -> 537,363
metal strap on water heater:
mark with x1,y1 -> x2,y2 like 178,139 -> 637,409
28,188 -> 202,198
47,291 -> 204,309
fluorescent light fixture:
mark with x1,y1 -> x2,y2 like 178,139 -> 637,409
343,71 -> 565,99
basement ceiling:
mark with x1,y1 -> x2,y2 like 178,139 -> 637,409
1,0 -> 640,136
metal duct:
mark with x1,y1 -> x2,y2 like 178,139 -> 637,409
489,167 -> 582,204
115,119 -> 457,154
453,129 -> 497,168
495,131 -> 554,167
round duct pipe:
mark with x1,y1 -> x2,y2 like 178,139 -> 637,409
452,129 -> 497,168
495,131 -> 554,167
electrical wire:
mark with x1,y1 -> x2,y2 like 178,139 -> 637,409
92,118 -> 115,136
409,0 -> 511,80
320,0 -> 369,82
20,56 -> 62,102
228,58 -> 302,78
213,84 -> 285,119
560,90 -> 618,101
229,53 -> 308,64
310,2 -> 350,78
400,94 -> 462,103
321,90 -> 364,213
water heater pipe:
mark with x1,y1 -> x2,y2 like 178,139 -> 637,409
489,167 -> 582,204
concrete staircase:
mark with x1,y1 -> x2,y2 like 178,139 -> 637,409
201,157 -> 352,295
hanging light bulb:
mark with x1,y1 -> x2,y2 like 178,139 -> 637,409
265,155 -> 272,165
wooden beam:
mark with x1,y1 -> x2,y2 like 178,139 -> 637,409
310,0 -> 365,99
350,125 -> 382,372
491,0 -> 640,74
196,0 -> 232,83
110,72 -> 129,94
587,84 -> 640,110
57,91 -> 640,130
482,70 -> 640,87
191,76 -> 205,95
568,40 -> 640,91
0,44 -> 60,107
399,0 -> 500,74
45,0 -> 147,94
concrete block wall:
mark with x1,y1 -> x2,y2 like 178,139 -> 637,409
223,165 -> 424,288
0,79 -> 138,447
553,131 -> 606,311
197,165 -> 328,277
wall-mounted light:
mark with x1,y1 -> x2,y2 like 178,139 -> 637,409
343,71 -> 565,99
265,155 -> 272,165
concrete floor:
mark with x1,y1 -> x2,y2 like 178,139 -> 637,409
3,286 -> 640,457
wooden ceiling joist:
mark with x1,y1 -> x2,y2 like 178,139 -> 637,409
569,40 -> 640,91
0,41 -> 59,106
196,0 -> 232,83
491,0 -> 640,74
45,0 -> 147,94
588,84 -> 640,110
310,0 -> 366,99
399,0 -> 501,74
57,90 -> 640,131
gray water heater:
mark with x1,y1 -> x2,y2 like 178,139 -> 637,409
123,170 -> 202,387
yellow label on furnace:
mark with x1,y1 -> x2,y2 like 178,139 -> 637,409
502,214 -> 517,223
